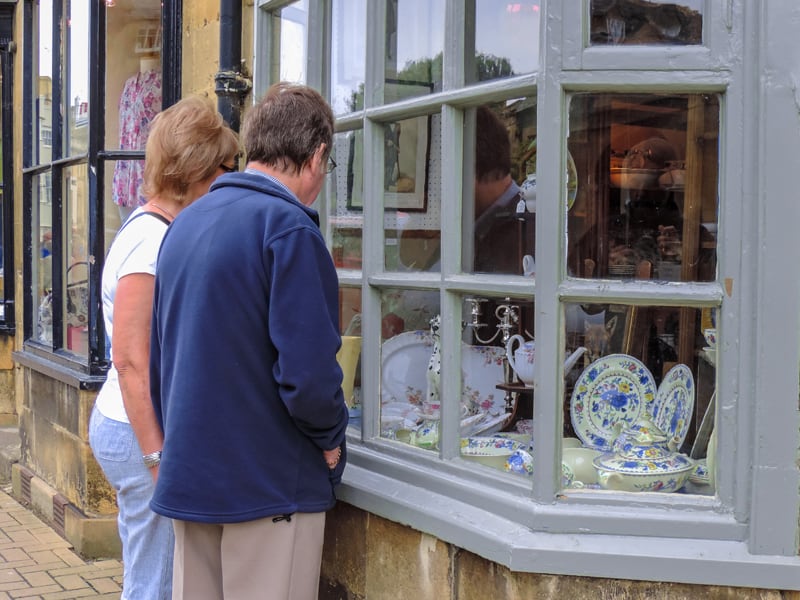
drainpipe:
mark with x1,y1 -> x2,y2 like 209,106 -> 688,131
216,0 -> 252,133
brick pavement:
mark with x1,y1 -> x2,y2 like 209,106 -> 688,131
0,485 -> 123,599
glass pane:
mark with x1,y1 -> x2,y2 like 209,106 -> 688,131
33,173 -> 53,345
331,130 -> 363,269
469,1 -> 541,86
562,301 -> 716,495
63,164 -> 89,357
386,114 -> 439,272
460,295 -> 534,476
0,54 -> 5,317
385,0 -> 445,96
380,288 -> 440,445
590,0 -> 702,46
103,161 -> 127,253
276,0 -> 308,84
64,1 -> 89,156
338,286 -> 363,430
466,100 -> 537,275
567,93 -> 719,283
34,0 -> 53,166
106,0 -> 162,216
331,0 -> 366,115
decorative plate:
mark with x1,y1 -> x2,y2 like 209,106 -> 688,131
570,354 -> 657,451
461,344 -> 506,416
380,330 -> 432,407
652,364 -> 695,447
380,331 -> 505,416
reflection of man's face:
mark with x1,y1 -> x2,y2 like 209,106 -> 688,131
474,174 -> 513,218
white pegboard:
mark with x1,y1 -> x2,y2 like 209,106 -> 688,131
331,115 -> 442,231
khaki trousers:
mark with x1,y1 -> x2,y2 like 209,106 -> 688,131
171,512 -> 326,600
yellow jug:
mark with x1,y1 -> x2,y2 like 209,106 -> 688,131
336,336 -> 362,408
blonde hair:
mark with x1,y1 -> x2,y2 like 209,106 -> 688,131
143,95 -> 240,204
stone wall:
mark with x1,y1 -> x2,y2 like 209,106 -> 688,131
17,367 -> 114,516
320,502 -> 800,600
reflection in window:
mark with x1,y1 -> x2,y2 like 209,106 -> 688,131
466,100 -> 537,275
331,0 -> 366,114
275,0 -> 308,84
469,1 -> 540,85
64,164 -> 89,357
590,0 -> 702,46
65,1 -> 89,156
384,0 -> 444,95
34,0 -> 53,166
562,301 -> 716,494
33,173 -> 52,345
567,93 -> 719,283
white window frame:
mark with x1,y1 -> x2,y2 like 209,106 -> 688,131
253,0 -> 800,589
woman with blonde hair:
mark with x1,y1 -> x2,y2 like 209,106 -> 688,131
89,95 -> 240,600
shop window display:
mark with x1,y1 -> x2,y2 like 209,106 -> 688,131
105,2 -> 162,225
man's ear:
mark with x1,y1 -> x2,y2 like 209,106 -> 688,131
312,143 -> 328,173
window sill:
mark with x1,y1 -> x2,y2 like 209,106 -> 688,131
339,449 -> 800,590
12,350 -> 106,390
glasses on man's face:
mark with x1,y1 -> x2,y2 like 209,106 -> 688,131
326,156 -> 337,174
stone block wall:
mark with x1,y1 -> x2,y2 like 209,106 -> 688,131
17,366 -> 114,516
320,502 -> 799,600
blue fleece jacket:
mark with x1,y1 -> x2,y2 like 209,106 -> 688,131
149,171 -> 348,523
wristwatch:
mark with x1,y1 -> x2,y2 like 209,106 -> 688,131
142,450 -> 162,469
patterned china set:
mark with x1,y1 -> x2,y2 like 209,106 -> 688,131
378,321 -> 707,492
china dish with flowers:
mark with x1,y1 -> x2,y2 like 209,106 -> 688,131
380,331 -> 505,417
460,437 -> 530,473
570,354 -> 657,451
652,363 -> 694,447
593,414 -> 695,493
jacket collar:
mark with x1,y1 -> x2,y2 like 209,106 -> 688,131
209,171 -> 320,226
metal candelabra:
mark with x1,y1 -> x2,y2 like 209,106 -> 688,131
464,297 -> 520,412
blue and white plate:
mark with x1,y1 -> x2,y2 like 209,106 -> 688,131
652,364 -> 694,447
570,354 -> 657,451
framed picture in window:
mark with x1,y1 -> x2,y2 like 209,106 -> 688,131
347,79 -> 432,212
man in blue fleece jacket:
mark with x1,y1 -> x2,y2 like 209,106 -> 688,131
149,82 -> 348,600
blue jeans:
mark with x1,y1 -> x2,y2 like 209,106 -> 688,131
89,406 -> 174,600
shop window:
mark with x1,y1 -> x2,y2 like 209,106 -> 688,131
0,4 -> 15,331
567,93 -> 719,284
385,0 -> 444,95
590,0 -> 703,46
468,1 -> 540,86
331,0 -> 366,115
22,0 -> 179,373
256,0 -> 800,583
465,100 -> 537,276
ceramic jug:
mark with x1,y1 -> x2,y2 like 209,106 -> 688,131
505,336 -> 587,386
336,335 -> 361,408
505,335 -> 535,385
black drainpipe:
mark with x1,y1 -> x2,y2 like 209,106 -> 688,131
216,0 -> 252,133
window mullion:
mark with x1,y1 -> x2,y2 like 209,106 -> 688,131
357,0 -> 385,443
529,64 -> 563,505
437,105 -> 462,460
